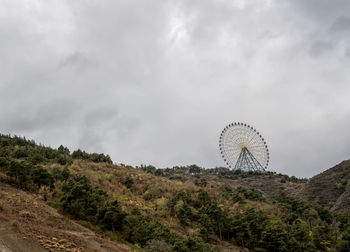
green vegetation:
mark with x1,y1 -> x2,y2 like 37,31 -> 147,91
140,164 -> 307,183
0,133 -> 111,166
72,149 -> 112,163
1,134 -> 350,251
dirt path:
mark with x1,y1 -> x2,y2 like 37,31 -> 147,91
0,223 -> 45,252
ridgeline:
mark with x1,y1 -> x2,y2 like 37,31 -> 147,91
0,134 -> 350,251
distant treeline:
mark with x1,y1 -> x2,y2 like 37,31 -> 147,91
139,164 -> 307,183
0,134 -> 112,165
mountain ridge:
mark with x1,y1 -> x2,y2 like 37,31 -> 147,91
1,134 -> 350,251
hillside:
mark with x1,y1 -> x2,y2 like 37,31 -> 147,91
0,176 -> 129,252
146,162 -> 350,214
297,160 -> 350,212
140,165 -> 307,200
1,134 -> 350,251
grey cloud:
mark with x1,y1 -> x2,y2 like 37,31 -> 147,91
77,107 -> 140,154
59,52 -> 97,70
0,100 -> 77,132
330,16 -> 350,33
309,41 -> 334,57
1,0 -> 350,177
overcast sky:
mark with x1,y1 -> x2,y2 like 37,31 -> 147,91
1,0 -> 350,177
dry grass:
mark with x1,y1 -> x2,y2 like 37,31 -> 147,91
56,160 -> 283,236
0,179 -> 131,252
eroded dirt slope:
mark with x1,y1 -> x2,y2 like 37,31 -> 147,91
0,181 -> 131,252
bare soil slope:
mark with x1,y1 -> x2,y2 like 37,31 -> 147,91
0,180 -> 131,252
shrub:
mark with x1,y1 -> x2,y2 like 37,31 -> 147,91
12,148 -> 28,158
0,157 -> 8,171
145,239 -> 172,252
28,153 -> 45,165
98,200 -> 126,232
60,175 -> 108,222
124,176 -> 134,189
31,166 -> 54,189
121,214 -> 172,247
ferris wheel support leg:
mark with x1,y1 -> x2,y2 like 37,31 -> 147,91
243,148 -> 255,170
234,150 -> 243,170
246,148 -> 265,171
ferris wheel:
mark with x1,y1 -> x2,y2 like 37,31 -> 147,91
219,122 -> 269,171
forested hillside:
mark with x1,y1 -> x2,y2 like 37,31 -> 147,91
297,160 -> 350,212
1,134 -> 350,251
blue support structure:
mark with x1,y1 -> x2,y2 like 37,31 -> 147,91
234,147 -> 265,171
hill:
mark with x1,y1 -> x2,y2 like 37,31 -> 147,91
1,134 -> 350,251
140,165 -> 307,200
0,176 -> 129,252
297,160 -> 350,212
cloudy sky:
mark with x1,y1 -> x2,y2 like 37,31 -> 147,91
1,0 -> 350,177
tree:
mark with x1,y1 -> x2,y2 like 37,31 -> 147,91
6,160 -> 28,186
174,200 -> 192,225
231,212 -> 250,247
244,208 -> 267,248
197,189 -> 211,207
338,226 -> 350,252
61,167 -> 70,181
31,166 -> 54,189
122,214 -> 171,247
61,175 -> 108,221
0,157 -> 8,171
28,153 -> 45,165
12,148 -> 28,158
141,165 -> 157,174
219,184 -> 233,199
199,202 -> 227,240
99,200 -> 125,232
188,164 -> 201,174
51,167 -> 63,181
289,219 -> 312,251
57,145 -> 70,155
260,219 -> 289,252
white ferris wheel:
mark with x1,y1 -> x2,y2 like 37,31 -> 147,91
219,122 -> 269,171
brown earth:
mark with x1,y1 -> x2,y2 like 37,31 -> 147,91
297,160 -> 350,211
202,173 -> 304,200
0,181 -> 131,252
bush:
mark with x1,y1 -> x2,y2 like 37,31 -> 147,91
174,200 -> 192,225
60,175 -> 108,222
12,148 -> 28,158
194,178 -> 207,187
122,214 -> 172,247
260,219 -> 289,252
124,177 -> 134,189
0,157 -> 8,171
98,200 -> 126,232
51,167 -> 63,181
28,153 -> 45,165
72,149 -> 112,163
61,167 -> 70,181
31,166 -> 54,189
145,239 -> 172,252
